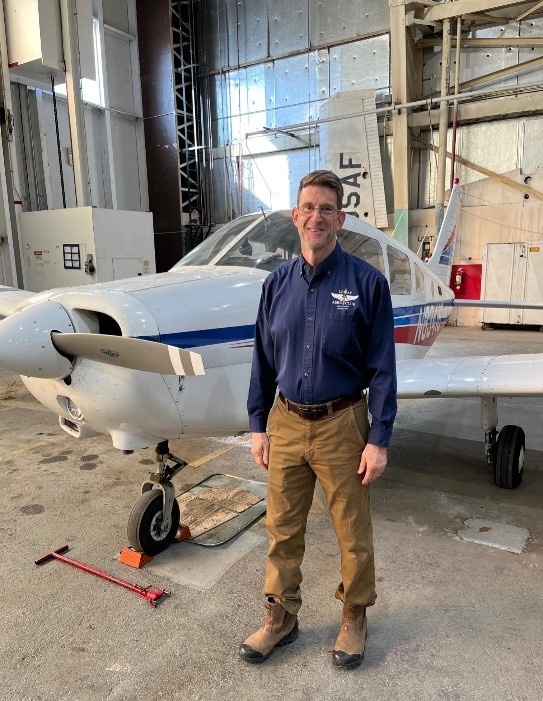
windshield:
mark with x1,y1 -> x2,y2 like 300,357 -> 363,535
174,211 -> 386,274
172,214 -> 262,267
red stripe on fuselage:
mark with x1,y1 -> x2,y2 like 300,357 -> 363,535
394,323 -> 445,346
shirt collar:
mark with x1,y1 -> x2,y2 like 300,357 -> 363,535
298,242 -> 341,278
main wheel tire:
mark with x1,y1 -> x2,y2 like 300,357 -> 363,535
493,425 -> 525,489
127,489 -> 180,555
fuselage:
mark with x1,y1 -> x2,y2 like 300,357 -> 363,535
13,210 -> 454,450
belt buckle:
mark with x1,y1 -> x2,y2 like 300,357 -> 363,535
299,405 -> 326,420
297,405 -> 313,418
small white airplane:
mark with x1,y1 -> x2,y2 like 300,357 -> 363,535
2,182 -> 543,554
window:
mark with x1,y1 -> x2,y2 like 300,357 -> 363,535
337,230 -> 385,273
53,18 -> 105,107
414,261 -> 425,293
387,247 -> 412,295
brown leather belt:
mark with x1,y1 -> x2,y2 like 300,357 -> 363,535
278,392 -> 363,420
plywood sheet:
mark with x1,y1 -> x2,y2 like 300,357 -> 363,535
176,473 -> 266,546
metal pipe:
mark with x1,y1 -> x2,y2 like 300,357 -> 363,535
59,0 -> 91,206
435,16 -> 452,233
0,0 -> 24,287
450,17 -> 462,191
244,82 -> 543,140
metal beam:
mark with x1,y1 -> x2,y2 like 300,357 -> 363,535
419,36 -> 543,47
424,0 -> 529,22
59,0 -> 91,206
0,0 -> 23,287
407,90 -> 543,128
516,0 -> 543,19
435,17 -> 452,232
389,0 -> 412,245
461,12 -> 514,21
412,136 -> 543,201
96,0 -> 117,209
430,55 -> 543,98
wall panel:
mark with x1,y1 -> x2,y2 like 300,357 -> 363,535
104,30 -> 135,114
268,0 -> 309,55
103,0 -> 130,33
310,0 -> 389,46
109,114 -> 142,211
329,35 -> 390,96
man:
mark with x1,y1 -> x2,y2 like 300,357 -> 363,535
241,170 -> 397,669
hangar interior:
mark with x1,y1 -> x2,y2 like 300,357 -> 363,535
1,0 -> 543,324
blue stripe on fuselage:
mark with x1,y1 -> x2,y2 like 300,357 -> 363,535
138,301 -> 453,348
141,325 -> 257,349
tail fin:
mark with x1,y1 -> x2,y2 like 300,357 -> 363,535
426,181 -> 461,285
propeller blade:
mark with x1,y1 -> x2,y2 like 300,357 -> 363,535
51,332 -> 205,376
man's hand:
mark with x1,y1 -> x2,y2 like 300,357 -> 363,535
357,444 -> 387,485
251,432 -> 270,470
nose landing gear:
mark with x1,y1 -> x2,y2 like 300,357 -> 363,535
127,441 -> 188,555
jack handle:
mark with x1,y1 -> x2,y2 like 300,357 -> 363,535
35,546 -> 170,607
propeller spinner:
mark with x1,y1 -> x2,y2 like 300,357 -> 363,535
0,299 -> 74,379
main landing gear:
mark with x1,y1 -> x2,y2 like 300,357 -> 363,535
127,441 -> 187,555
481,398 -> 525,489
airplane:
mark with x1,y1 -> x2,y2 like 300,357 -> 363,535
1,180 -> 543,555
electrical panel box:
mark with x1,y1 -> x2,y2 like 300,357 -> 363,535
18,207 -> 156,292
4,0 -> 94,84
481,242 -> 543,326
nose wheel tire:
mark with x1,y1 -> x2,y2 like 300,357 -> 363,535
127,489 -> 180,555
493,425 -> 525,489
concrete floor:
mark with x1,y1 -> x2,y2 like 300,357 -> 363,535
1,327 -> 542,701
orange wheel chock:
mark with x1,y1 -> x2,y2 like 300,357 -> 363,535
119,546 -> 153,569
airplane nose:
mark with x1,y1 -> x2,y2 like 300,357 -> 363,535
0,299 -> 75,378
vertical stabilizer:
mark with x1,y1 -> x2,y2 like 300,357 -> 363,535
426,181 -> 461,285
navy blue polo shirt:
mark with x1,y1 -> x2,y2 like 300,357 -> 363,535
247,243 -> 397,447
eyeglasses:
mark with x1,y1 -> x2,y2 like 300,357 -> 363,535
297,204 -> 339,217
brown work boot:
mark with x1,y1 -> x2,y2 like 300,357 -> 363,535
332,604 -> 367,669
239,597 -> 299,664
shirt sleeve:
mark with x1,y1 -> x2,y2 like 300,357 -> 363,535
364,275 -> 398,447
247,280 -> 278,432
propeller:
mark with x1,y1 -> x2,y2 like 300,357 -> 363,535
0,298 -> 204,378
51,332 -> 205,376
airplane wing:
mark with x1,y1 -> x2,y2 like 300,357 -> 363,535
454,299 -> 543,310
397,354 -> 543,398
0,286 -> 35,318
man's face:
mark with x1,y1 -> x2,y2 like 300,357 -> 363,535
292,185 -> 346,260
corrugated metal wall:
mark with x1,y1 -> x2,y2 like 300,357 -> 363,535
199,0 -> 391,221
195,2 -> 543,225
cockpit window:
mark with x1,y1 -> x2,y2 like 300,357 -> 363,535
174,212 -> 386,274
337,230 -> 385,273
216,212 -> 300,271
172,214 -> 261,267
387,246 -> 412,295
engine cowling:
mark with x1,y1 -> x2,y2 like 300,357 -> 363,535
0,300 -> 75,379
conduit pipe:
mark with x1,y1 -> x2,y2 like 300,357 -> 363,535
435,15 -> 452,233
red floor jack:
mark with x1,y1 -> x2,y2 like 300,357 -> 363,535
35,546 -> 170,607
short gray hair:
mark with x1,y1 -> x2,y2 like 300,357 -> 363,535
297,170 -> 344,210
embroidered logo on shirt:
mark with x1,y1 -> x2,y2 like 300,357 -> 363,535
331,289 -> 359,310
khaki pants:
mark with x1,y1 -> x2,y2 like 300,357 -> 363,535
264,396 -> 376,615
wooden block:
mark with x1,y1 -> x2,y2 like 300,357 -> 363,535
119,546 -> 152,568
